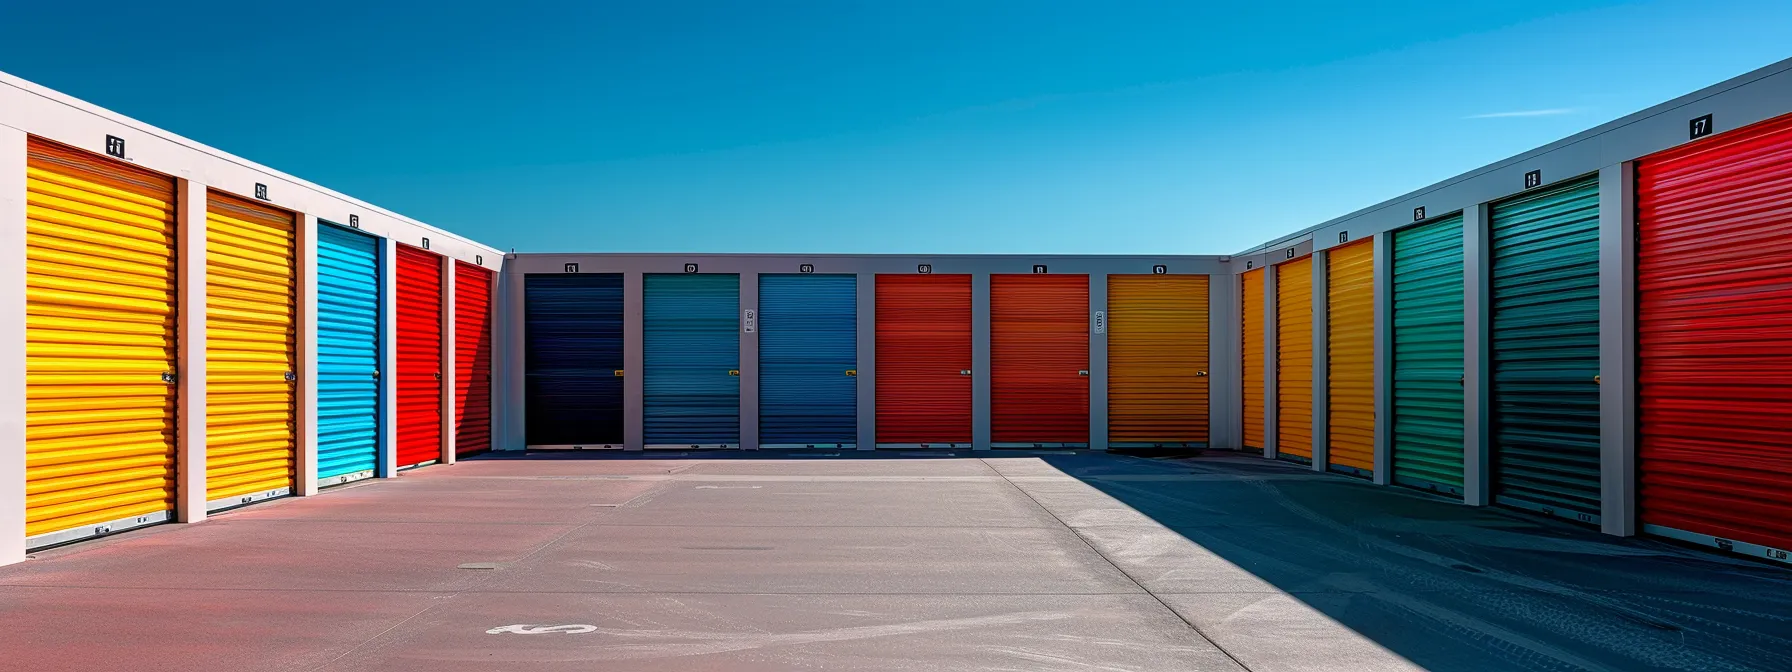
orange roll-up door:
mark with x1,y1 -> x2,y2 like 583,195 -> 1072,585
1327,240 -> 1375,476
875,274 -> 972,446
24,139 -> 178,547
1241,268 -> 1265,450
205,191 -> 297,509
1276,257 -> 1314,461
454,261 -> 494,456
991,275 -> 1090,445
1107,275 -> 1209,445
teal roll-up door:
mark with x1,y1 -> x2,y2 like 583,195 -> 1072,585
315,223 -> 381,485
644,274 -> 740,446
1490,177 -> 1602,522
759,274 -> 857,447
1392,214 -> 1465,496
524,274 -> 625,447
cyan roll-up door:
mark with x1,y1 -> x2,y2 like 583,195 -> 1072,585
644,274 -> 740,447
315,223 -> 381,485
524,274 -> 624,447
759,274 -> 857,447
1392,214 -> 1465,497
1490,177 -> 1602,523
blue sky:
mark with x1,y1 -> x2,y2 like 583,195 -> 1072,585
2,1 -> 1788,254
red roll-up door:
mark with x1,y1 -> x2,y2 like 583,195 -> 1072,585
454,261 -> 494,457
1637,111 -> 1792,558
395,245 -> 443,469
991,275 -> 1089,445
875,274 -> 972,446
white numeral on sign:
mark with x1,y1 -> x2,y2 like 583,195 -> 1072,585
743,309 -> 757,333
1093,311 -> 1106,334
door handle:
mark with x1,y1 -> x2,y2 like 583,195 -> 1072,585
1594,374 -> 1601,385
1196,370 -> 1208,377
728,369 -> 741,377
434,372 -> 442,381
845,370 -> 857,377
960,370 -> 971,376
613,369 -> 625,377
1077,370 -> 1090,376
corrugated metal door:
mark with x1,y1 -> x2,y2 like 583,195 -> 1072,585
1392,215 -> 1465,496
1106,275 -> 1209,446
204,192 -> 297,509
875,274 -> 972,446
1326,239 -> 1374,477
395,245 -> 443,468
991,275 -> 1090,445
1638,112 -> 1792,557
315,223 -> 381,485
1276,257 -> 1314,462
24,139 -> 178,547
454,261 -> 494,457
759,274 -> 857,447
1241,269 -> 1265,450
643,274 -> 740,447
524,274 -> 624,447
1490,177 -> 1602,523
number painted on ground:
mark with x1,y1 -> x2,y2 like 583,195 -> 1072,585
486,624 -> 598,635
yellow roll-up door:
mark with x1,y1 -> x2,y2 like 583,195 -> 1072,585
205,191 -> 296,508
1241,268 -> 1265,449
24,139 -> 179,546
1276,257 -> 1314,461
1327,239 -> 1375,475
1107,275 -> 1209,445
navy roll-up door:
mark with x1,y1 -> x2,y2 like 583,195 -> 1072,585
759,275 -> 857,446
524,274 -> 625,447
644,274 -> 741,446
315,223 -> 381,484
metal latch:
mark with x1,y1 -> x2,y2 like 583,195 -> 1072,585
845,370 -> 857,377
160,371 -> 177,384
960,370 -> 972,376
284,371 -> 296,382
728,369 -> 740,377
372,370 -> 380,379
1077,370 -> 1090,376
613,369 -> 625,377
434,372 -> 442,380
1594,374 -> 1601,385
1196,370 -> 1209,377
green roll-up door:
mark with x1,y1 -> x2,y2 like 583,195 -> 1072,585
1392,214 -> 1464,496
1489,177 -> 1601,523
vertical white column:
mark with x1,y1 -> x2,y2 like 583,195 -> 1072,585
738,273 -> 758,450
1598,163 -> 1637,537
1311,252 -> 1329,472
1462,205 -> 1491,506
1372,233 -> 1393,486
0,128 -> 28,564
972,273 -> 992,450
440,255 -> 456,465
295,214 -> 319,495
1088,274 -> 1108,451
486,261 -> 501,453
855,273 -> 875,450
623,271 -> 644,450
498,258 -> 525,450
1263,264 -> 1279,460
1209,272 -> 1238,450
176,180 -> 208,522
378,238 -> 398,477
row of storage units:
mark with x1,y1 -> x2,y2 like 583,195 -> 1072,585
14,135 -> 500,551
1239,106 -> 1792,565
518,271 -> 1215,450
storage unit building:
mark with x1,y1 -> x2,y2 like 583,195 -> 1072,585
1241,268 -> 1265,450
1489,177 -> 1602,523
1637,112 -> 1792,557
315,222 -> 383,486
1391,215 -> 1466,496
1106,274 -> 1209,446
1276,256 -> 1314,462
758,274 -> 857,447
1326,239 -> 1374,477
990,274 -> 1090,446
874,274 -> 973,447
523,274 -> 625,448
642,273 -> 741,448
454,261 -> 494,457
204,191 -> 298,510
395,245 -> 444,468
22,139 -> 180,548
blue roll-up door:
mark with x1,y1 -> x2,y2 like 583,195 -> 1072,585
759,274 -> 857,446
524,274 -> 626,447
315,223 -> 381,485
644,274 -> 740,447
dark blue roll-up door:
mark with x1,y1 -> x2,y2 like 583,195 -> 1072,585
316,223 -> 381,484
759,275 -> 857,446
644,274 -> 740,446
524,274 -> 625,446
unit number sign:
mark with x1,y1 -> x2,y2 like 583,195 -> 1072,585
743,309 -> 757,333
1093,311 -> 1106,334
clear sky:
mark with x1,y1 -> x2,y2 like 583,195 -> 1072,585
2,1 -> 1788,254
